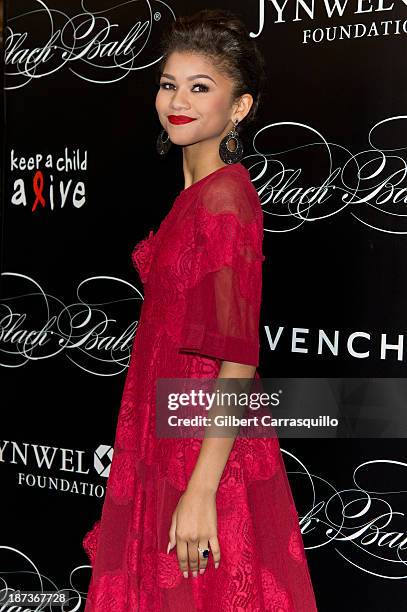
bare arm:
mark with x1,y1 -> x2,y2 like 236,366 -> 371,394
186,360 -> 256,495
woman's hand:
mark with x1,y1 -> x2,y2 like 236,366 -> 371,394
167,485 -> 220,577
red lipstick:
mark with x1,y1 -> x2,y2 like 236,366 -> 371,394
168,115 -> 197,125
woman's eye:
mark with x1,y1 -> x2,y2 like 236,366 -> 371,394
159,82 -> 174,90
192,82 -> 209,92
159,82 -> 209,93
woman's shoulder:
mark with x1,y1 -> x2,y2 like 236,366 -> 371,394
197,163 -> 261,221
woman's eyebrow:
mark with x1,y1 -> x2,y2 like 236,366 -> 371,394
161,73 -> 217,84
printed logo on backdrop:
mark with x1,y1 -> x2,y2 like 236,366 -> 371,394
286,453 -> 407,580
250,0 -> 407,42
246,116 -> 407,235
11,149 -> 87,212
0,272 -> 144,374
263,324 -> 407,362
5,0 -> 175,88
0,439 -> 113,497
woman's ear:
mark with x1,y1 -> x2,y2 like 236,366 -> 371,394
233,93 -> 253,123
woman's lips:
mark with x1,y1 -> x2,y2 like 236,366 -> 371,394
168,115 -> 197,125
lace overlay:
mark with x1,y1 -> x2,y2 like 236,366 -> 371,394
82,163 -> 318,611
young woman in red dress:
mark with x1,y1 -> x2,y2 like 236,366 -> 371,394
83,9 -> 318,611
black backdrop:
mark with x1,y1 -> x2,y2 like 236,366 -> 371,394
2,1 -> 407,610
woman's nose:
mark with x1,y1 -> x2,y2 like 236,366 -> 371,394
170,88 -> 190,109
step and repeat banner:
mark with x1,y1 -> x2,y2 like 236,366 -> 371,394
2,1 -> 407,610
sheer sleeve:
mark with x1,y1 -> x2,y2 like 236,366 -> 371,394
178,172 -> 265,367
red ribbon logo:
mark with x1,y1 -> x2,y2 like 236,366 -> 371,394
32,170 -> 46,211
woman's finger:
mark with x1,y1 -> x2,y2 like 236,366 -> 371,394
176,535 -> 190,578
167,512 -> 177,554
209,535 -> 221,569
198,540 -> 210,574
187,537 -> 200,577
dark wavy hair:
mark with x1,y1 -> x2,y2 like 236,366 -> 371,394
155,9 -> 267,133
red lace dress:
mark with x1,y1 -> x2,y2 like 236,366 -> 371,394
82,163 -> 318,611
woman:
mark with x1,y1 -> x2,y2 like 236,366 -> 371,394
83,9 -> 318,611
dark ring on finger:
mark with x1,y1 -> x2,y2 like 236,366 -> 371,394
197,546 -> 210,558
